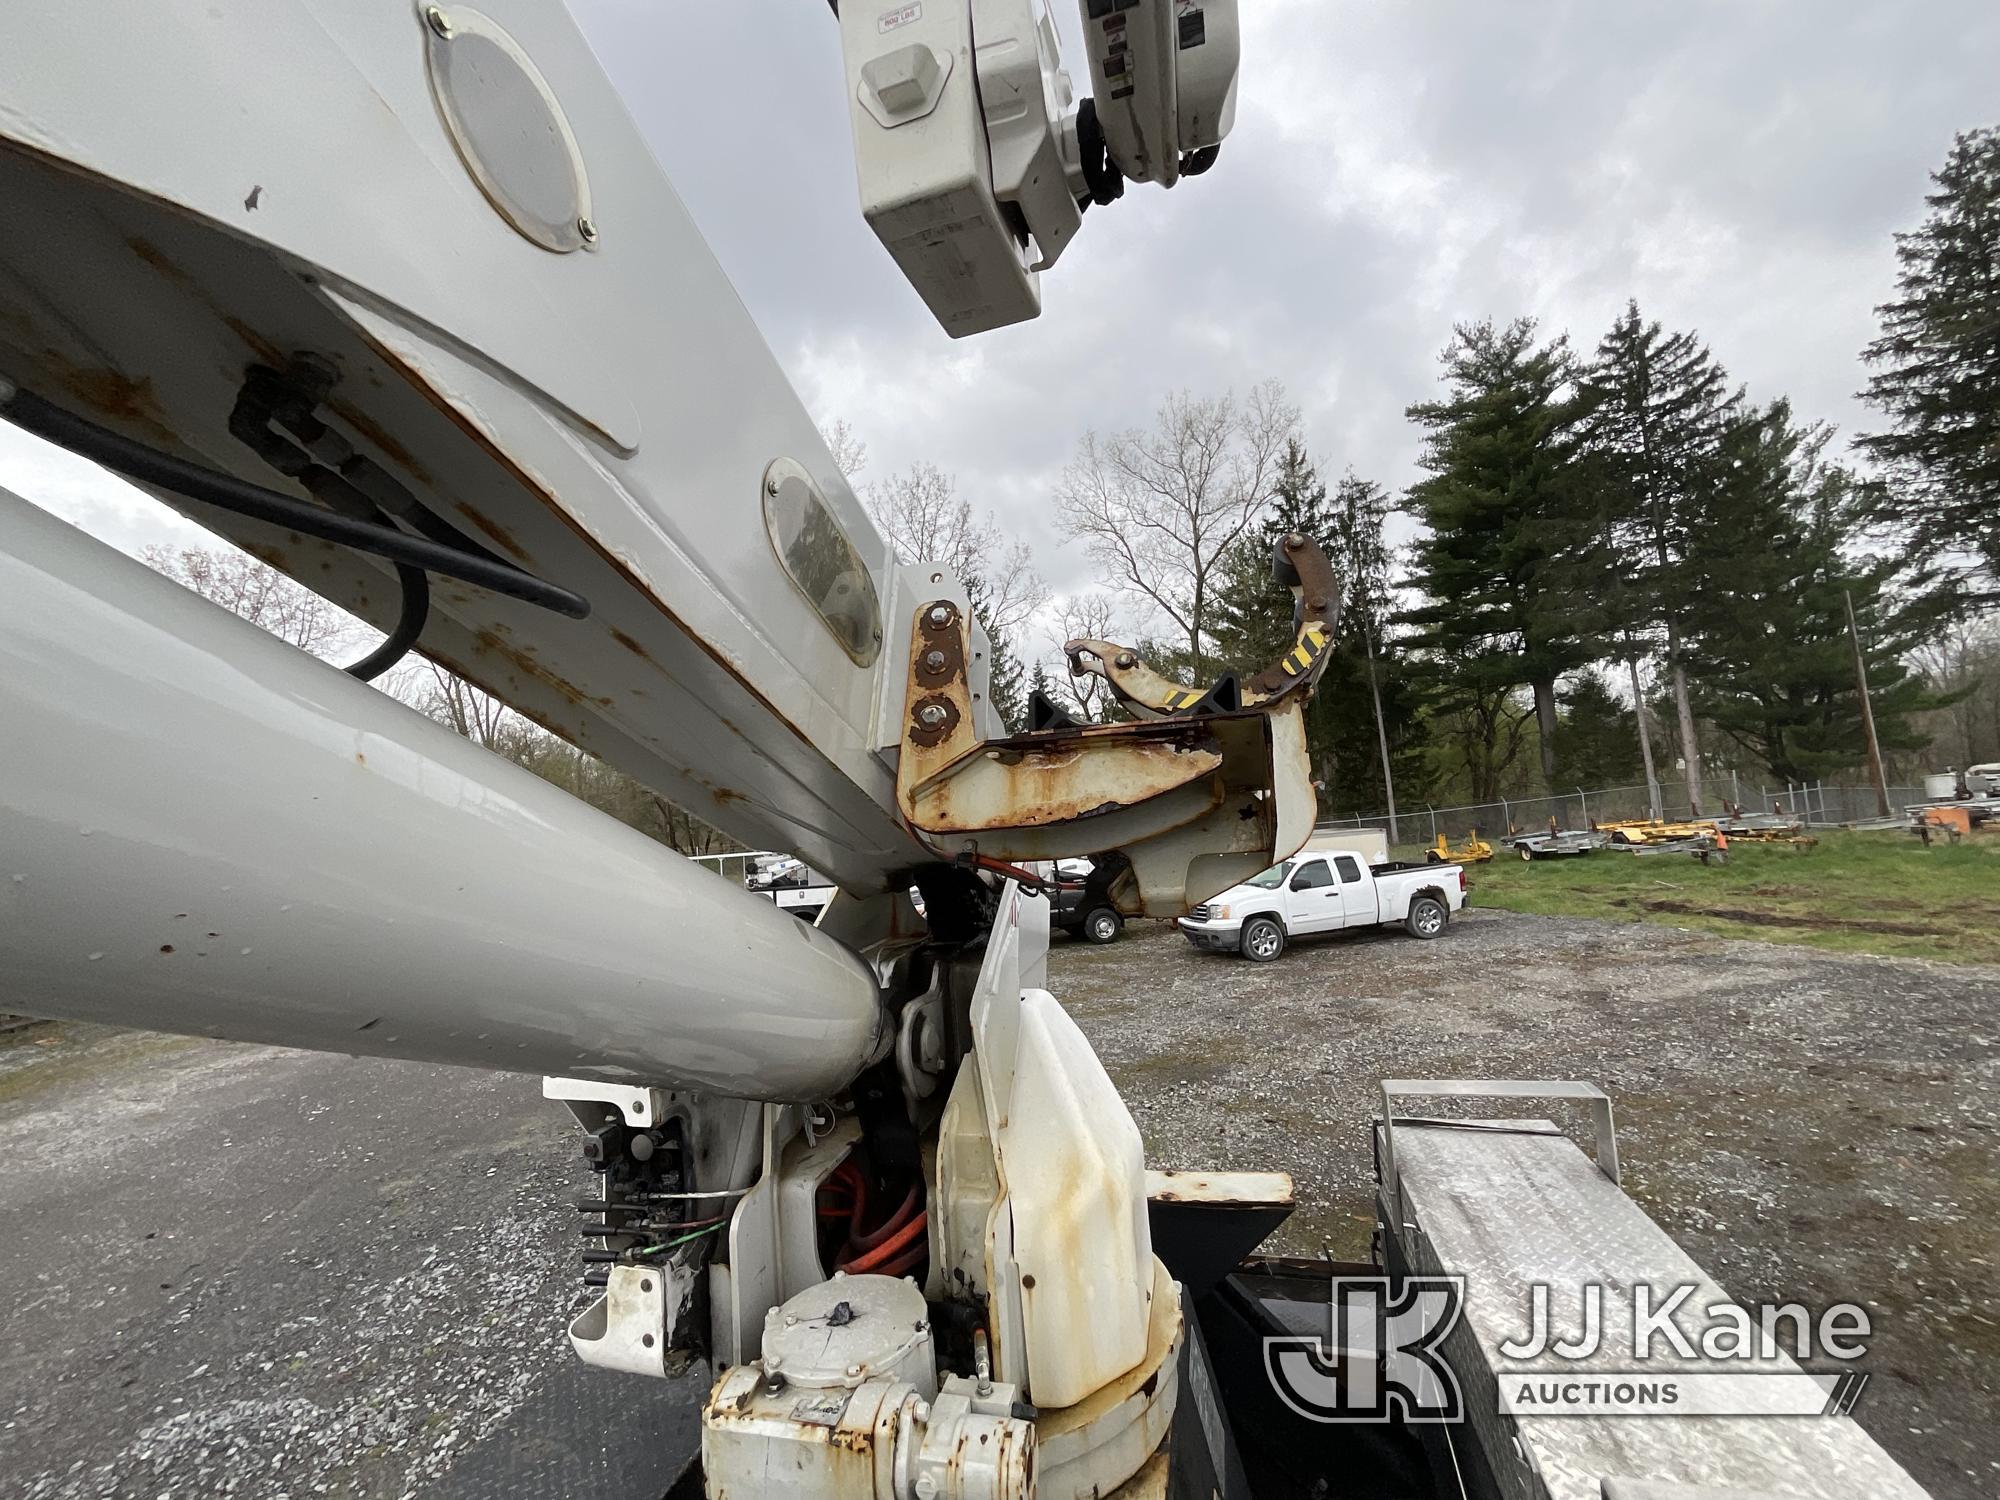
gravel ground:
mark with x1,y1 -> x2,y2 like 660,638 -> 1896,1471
0,1027 -> 700,1500
1051,907 -> 2000,1500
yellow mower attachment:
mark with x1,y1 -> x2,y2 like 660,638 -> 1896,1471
1429,831 -> 1493,864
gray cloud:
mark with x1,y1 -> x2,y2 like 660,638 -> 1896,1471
6,0 -> 1993,628
582,0 -> 1994,607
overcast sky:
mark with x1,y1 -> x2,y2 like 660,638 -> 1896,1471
6,0 -> 1996,630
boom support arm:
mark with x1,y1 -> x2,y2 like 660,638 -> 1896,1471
892,535 -> 1341,915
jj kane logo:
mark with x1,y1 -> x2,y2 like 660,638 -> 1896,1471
1266,1276 -> 1875,1423
1264,1276 -> 1466,1424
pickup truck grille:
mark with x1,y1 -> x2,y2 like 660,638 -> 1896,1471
1187,904 -> 1212,922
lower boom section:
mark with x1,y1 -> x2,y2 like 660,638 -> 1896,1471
0,492 -> 886,1101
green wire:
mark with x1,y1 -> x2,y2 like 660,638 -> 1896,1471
639,1222 -> 727,1256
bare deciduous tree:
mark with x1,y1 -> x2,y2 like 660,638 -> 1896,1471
1054,382 -> 1299,679
141,543 -> 360,660
405,660 -> 517,749
1909,612 -> 2000,769
820,419 -> 869,482
1046,592 -> 1123,722
864,461 -> 1047,636
143,543 -> 737,855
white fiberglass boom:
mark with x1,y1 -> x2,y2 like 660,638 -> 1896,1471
0,491 -> 886,1101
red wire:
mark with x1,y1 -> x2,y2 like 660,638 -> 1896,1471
839,1160 -> 870,1237
846,1183 -> 921,1254
839,1209 -> 928,1275
819,1158 -> 931,1276
869,1239 -> 928,1279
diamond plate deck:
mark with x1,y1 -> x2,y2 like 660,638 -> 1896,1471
1379,1117 -> 1930,1500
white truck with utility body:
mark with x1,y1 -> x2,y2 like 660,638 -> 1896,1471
744,855 -> 835,922
1177,849 -> 1467,960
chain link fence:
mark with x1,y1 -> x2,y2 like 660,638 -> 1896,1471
1317,777 -> 1925,852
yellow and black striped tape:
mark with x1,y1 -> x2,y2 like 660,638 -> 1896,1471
1280,625 -> 1329,678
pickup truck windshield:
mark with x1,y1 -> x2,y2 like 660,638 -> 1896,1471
1245,862 -> 1292,889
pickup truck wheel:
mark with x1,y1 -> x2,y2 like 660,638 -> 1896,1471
1082,907 -> 1122,944
1405,896 -> 1448,939
1240,916 -> 1285,962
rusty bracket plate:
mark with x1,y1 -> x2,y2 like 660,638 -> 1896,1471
894,589 -> 1321,914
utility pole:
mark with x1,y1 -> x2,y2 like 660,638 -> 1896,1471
1844,589 -> 1891,818
1364,625 -> 1399,843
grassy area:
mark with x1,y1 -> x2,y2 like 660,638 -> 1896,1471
1459,828 -> 2000,965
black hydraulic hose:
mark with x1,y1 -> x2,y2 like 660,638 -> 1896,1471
342,562 -> 430,682
397,494 -> 513,567
0,379 -> 590,620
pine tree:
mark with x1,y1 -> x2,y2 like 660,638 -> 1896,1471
1206,439 -> 1336,786
1858,127 -> 2000,599
1026,659 -> 1057,725
1578,301 -> 1739,812
1684,402 -> 1950,782
1208,438 -> 1331,672
1403,318 -> 1596,791
1320,472 -> 1427,823
1205,445 -> 1429,817
1551,669 -> 1642,789
1570,441 -> 1666,815
972,578 -> 1027,733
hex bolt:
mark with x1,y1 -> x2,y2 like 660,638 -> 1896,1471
844,1363 -> 863,1378
922,649 -> 947,672
973,1328 -> 993,1393
1115,651 -> 1137,669
927,604 -> 955,628
1284,531 -> 1306,549
917,703 -> 948,729
425,6 -> 451,37
577,216 -> 599,244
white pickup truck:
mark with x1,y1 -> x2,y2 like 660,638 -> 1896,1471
1176,850 -> 1467,961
